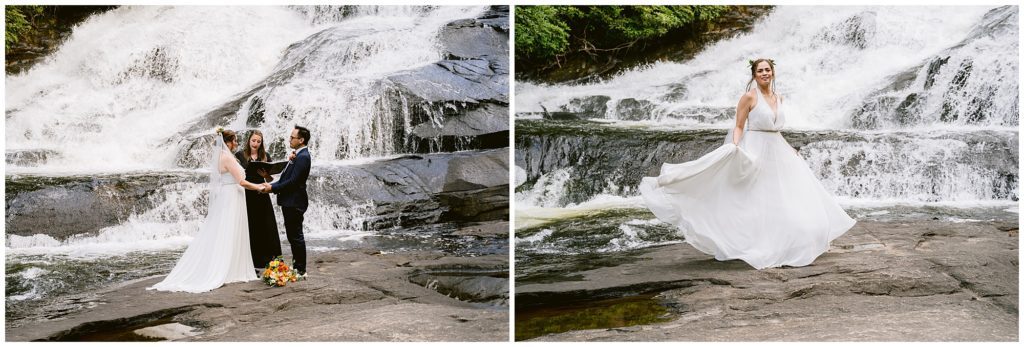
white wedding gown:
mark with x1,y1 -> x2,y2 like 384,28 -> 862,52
149,141 -> 257,293
639,91 -> 856,269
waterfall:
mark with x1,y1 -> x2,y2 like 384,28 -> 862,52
224,6 -> 487,164
5,6 -> 315,173
515,6 -> 1018,210
5,5 -> 492,257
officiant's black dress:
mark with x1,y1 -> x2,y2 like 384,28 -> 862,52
235,151 -> 283,268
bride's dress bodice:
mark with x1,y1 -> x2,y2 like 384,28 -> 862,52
747,90 -> 784,131
218,172 -> 238,186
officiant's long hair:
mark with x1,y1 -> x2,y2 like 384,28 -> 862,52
242,130 -> 268,164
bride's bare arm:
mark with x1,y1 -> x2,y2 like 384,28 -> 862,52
733,92 -> 755,145
222,153 -> 262,190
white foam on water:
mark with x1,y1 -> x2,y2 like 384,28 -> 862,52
945,217 -> 985,223
307,246 -> 341,253
6,221 -> 201,258
515,228 -> 554,245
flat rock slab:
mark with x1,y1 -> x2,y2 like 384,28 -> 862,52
518,219 -> 1018,341
7,250 -> 508,342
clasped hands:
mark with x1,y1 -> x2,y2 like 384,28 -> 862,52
255,168 -> 273,194
257,183 -> 272,194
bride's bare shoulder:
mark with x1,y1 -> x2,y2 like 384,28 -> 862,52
218,150 -> 236,165
738,90 -> 756,105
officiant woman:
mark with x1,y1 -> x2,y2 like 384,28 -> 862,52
235,130 -> 283,271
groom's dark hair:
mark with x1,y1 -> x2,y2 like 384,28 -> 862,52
295,125 -> 311,146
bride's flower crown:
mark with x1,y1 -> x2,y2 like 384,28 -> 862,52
216,127 -> 224,135
748,59 -> 776,68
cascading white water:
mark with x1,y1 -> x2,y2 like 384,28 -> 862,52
228,6 -> 487,164
516,6 -> 1018,211
517,6 -> 1015,128
5,5 -> 488,258
5,6 -> 315,173
6,6 -> 486,174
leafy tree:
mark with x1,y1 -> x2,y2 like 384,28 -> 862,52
514,6 -> 571,61
6,6 -> 44,51
515,5 -> 730,62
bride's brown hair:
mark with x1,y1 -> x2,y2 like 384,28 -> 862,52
746,58 -> 777,94
217,128 -> 236,144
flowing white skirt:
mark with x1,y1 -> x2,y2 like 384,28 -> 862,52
639,130 -> 856,269
149,183 -> 256,293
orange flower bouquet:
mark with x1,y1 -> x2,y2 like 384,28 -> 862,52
261,256 -> 302,287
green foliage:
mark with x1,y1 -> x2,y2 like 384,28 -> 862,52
515,5 -> 730,62
6,5 -> 44,51
514,6 -> 571,61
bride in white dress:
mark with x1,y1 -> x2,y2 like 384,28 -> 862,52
149,129 -> 265,293
639,58 -> 856,269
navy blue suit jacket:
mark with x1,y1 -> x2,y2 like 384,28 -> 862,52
271,147 -> 311,211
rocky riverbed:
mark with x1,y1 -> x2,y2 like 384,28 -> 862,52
516,215 -> 1018,341
6,231 -> 510,342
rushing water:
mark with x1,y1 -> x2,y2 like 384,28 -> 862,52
515,6 -> 1018,259
5,5 -> 506,323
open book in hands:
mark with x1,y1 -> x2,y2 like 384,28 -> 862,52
246,161 -> 288,175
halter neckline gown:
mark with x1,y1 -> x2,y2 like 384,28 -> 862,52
639,90 -> 856,269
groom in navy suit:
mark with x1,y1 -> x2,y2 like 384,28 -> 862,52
259,125 -> 311,276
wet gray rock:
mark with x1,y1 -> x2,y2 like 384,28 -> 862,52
411,103 -> 508,138
474,6 -> 509,32
439,18 -> 508,64
409,265 -> 509,306
519,219 -> 1018,341
814,11 -> 877,49
5,149 -> 62,167
6,149 -> 509,240
613,98 -> 656,121
437,186 -> 508,223
443,150 -> 509,190
5,173 -> 203,240
7,250 -> 508,341
557,96 -> 611,119
314,148 -> 509,228
386,59 -> 507,104
381,7 -> 509,148
516,120 -> 1018,206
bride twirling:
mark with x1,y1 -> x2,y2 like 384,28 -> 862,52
149,129 -> 266,293
639,58 -> 856,269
